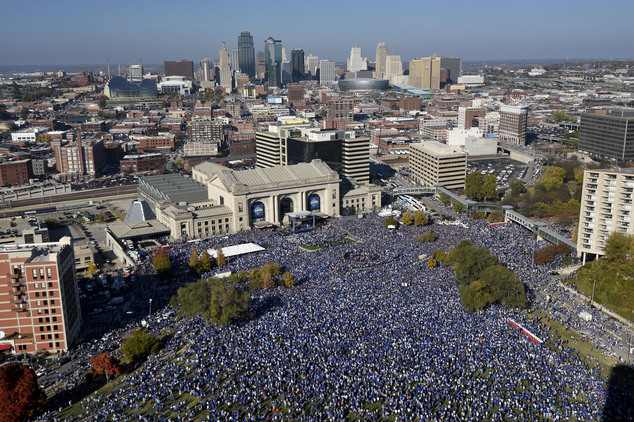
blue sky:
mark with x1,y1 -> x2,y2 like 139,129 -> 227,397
1,0 -> 632,65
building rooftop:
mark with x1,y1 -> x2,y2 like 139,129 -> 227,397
138,174 -> 209,204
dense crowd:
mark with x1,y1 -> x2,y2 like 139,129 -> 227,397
38,202 -> 633,421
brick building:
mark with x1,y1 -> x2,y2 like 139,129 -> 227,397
0,237 -> 82,354
287,83 -> 305,103
0,159 -> 32,186
51,132 -> 105,177
120,153 -> 166,174
137,135 -> 175,152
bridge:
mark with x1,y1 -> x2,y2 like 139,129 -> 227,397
384,184 -> 576,253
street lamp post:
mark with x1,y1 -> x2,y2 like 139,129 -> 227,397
149,298 -> 152,317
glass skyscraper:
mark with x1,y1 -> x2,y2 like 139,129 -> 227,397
238,31 -> 255,78
264,37 -> 283,87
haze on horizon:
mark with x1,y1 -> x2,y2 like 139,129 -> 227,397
1,0 -> 632,66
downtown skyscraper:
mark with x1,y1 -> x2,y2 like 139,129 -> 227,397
264,36 -> 283,87
238,31 -> 255,78
291,48 -> 305,82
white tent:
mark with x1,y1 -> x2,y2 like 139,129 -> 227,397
207,243 -> 265,259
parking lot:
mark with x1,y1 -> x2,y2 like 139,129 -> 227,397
466,158 -> 528,188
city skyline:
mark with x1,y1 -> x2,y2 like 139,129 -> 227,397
1,0 -> 633,66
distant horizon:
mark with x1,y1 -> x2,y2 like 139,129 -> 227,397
2,0 -> 632,68
2,57 -> 633,75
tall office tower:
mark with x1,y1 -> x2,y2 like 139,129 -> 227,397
458,106 -> 487,130
410,141 -> 467,190
306,55 -> 319,77
264,37 -> 283,87
164,60 -> 195,81
129,58 -> 143,82
384,55 -> 402,83
409,55 -> 441,89
291,48 -> 305,82
0,237 -> 82,354
256,51 -> 267,79
219,42 -> 232,91
347,44 -> 364,72
440,56 -> 462,84
281,47 -> 288,62
577,168 -> 634,262
256,128 -> 370,184
499,104 -> 529,145
232,49 -> 240,72
238,31 -> 255,78
282,61 -> 291,85
375,42 -> 388,79
200,58 -> 212,82
578,109 -> 634,162
320,60 -> 335,85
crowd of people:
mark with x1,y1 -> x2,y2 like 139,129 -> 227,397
37,200 -> 633,421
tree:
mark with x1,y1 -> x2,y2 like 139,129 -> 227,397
414,210 -> 428,226
487,211 -> 504,223
189,248 -> 203,275
426,256 -> 437,268
400,211 -> 413,225
431,250 -> 448,265
19,107 -> 29,120
482,174 -> 498,201
448,240 -> 499,285
91,352 -> 122,382
509,178 -> 527,197
98,96 -> 107,109
200,250 -> 212,272
551,110 -> 568,121
0,363 -> 47,422
153,248 -> 171,278
175,131 -> 185,142
170,277 -> 251,326
282,271 -> 296,287
460,280 -> 495,311
464,171 -> 484,200
208,278 -> 251,326
415,232 -> 436,243
478,264 -> 526,308
604,232 -> 634,263
122,329 -> 161,362
384,216 -> 397,228
262,269 -> 275,289
87,262 -> 98,276
453,202 -> 464,213
216,247 -> 226,266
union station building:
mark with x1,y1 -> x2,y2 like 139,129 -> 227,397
144,159 -> 380,240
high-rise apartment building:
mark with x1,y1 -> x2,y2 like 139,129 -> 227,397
238,31 -> 255,78
306,55 -> 319,77
320,60 -> 335,85
409,55 -> 441,89
499,104 -> 529,146
0,237 -> 82,354
164,60 -> 195,81
409,141 -> 467,190
577,168 -> 634,262
219,42 -> 232,91
578,109 -> 634,162
264,37 -> 283,87
375,42 -> 388,79
291,49 -> 305,82
347,45 -> 364,73
385,55 -> 403,83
